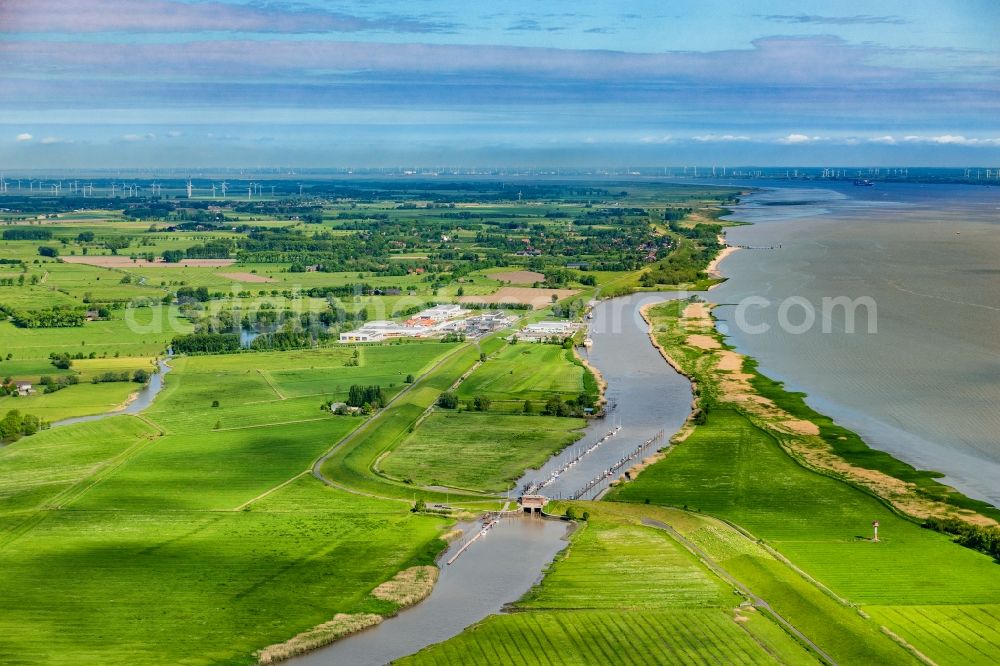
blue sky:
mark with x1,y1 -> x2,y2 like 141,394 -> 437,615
1,0 -> 998,168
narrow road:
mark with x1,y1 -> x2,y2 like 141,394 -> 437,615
641,517 -> 838,666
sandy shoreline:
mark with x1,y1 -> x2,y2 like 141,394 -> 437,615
705,236 -> 739,280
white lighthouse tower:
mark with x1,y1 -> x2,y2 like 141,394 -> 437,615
872,520 -> 880,542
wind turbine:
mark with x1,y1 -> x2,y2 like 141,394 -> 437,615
220,181 -> 228,198
211,184 -> 217,198
186,178 -> 193,199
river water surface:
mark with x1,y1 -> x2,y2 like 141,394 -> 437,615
51,358 -> 172,427
708,180 -> 1000,505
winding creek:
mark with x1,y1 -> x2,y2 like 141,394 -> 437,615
296,292 -> 694,665
51,357 -> 172,428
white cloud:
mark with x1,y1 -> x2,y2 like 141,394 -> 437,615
166,130 -> 183,138
15,133 -> 33,142
692,134 -> 750,142
900,134 -> 1000,146
40,136 -> 69,144
121,132 -> 156,142
868,135 -> 896,144
639,135 -> 673,144
778,133 -> 823,144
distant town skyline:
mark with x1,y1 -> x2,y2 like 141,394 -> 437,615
1,0 -> 998,168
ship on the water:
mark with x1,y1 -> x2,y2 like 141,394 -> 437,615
853,178 -> 874,186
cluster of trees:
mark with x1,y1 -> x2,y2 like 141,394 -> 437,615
249,326 -> 328,351
38,246 -> 59,258
639,223 -> 722,287
0,409 -> 44,442
171,333 -> 241,354
346,385 -> 386,409
176,286 -> 212,302
163,242 -> 232,263
103,237 -> 131,254
8,308 -> 85,328
49,353 -> 73,369
923,516 -> 1000,560
0,275 -> 29,287
39,375 -> 79,393
90,369 -> 150,384
3,228 -> 52,240
183,240 -> 233,259
436,392 -> 459,409
540,393 -> 596,417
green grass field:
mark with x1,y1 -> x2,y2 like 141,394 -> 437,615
609,409 -> 1000,606
0,476 -> 446,665
398,609 -> 784,665
608,409 -> 1000,663
868,605 -> 1000,665
456,344 -> 585,402
0,306 -> 188,361
400,507 -> 815,665
0,340 -> 466,663
380,412 -> 584,492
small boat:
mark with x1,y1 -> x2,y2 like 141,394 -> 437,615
853,179 -> 874,187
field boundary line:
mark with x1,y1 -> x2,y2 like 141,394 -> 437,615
257,369 -> 286,399
45,416 -> 165,510
879,625 -> 939,666
213,416 -> 334,432
235,470 -> 309,511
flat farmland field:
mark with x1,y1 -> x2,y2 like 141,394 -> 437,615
400,508 -> 814,665
380,411 -> 584,492
398,609 -> 784,666
457,344 -> 584,401
458,286 -> 578,309
0,476 -> 446,665
0,306 -> 191,360
868,605 -> 1000,665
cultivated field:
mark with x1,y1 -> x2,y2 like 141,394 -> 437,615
459,286 -> 579,309
381,412 -> 584,492
868,605 -> 1000,665
401,508 -> 814,665
456,344 -> 585,403
486,270 -> 545,284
